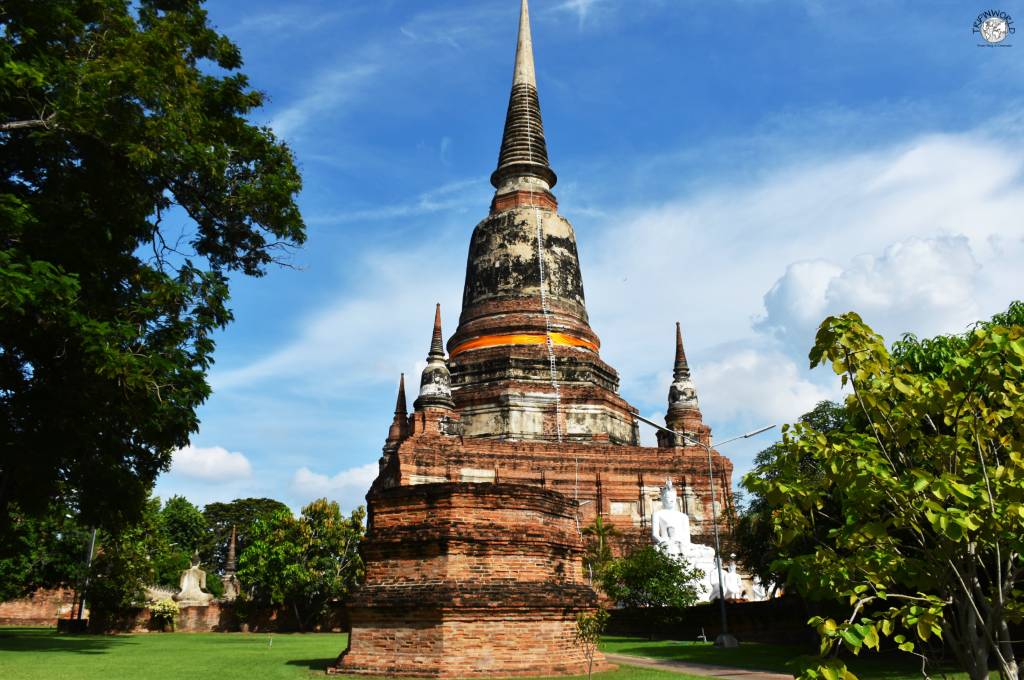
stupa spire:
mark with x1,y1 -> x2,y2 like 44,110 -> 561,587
673,322 -> 690,380
512,0 -> 537,86
415,304 -> 454,410
429,303 -> 444,360
394,373 -> 408,415
667,322 -> 699,412
225,525 -> 237,574
490,0 -> 557,191
386,373 -> 409,445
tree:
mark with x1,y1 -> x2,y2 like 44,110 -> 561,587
745,306 -> 1024,680
581,516 -> 618,579
0,0 -> 305,532
599,546 -> 703,609
202,497 -> 290,573
0,501 -> 91,600
160,496 -> 207,555
735,401 -> 847,590
574,608 -> 609,680
88,497 -> 164,625
153,495 -> 216,593
237,499 -> 365,631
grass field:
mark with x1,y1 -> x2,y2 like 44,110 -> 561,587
0,628 -> 693,680
601,636 -> 965,680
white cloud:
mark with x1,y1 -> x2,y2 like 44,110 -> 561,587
171,445 -> 252,482
291,463 -> 379,510
552,0 -> 603,29
697,349 -> 837,425
306,178 -> 485,225
584,128 -> 1024,421
269,62 -> 379,139
211,239 -> 465,394
758,235 -> 983,352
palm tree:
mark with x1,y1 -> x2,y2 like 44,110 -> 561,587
581,516 -> 619,579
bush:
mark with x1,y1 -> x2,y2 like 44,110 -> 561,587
149,599 -> 179,631
599,546 -> 703,609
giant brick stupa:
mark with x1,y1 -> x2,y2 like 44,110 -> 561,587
332,2 -> 733,676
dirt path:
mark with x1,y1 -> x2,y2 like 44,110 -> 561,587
604,653 -> 793,680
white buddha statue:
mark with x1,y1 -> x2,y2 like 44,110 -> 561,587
173,553 -> 214,606
651,480 -> 718,598
652,480 -> 715,557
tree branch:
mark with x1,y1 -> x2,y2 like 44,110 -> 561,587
0,114 -> 57,131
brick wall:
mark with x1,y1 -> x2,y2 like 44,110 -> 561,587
386,429 -> 735,550
0,588 -> 78,626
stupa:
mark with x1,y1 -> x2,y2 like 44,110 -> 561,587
332,2 -> 734,676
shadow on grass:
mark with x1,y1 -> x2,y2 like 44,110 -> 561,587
0,628 -> 132,655
284,657 -> 336,672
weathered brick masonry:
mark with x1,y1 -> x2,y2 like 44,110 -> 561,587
334,1 -> 734,676
334,484 -> 607,677
0,588 -> 77,626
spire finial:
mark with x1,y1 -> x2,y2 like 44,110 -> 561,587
674,322 -> 690,380
490,0 -> 557,191
429,303 -> 444,359
225,525 -> 237,574
395,373 -> 407,415
513,0 -> 537,87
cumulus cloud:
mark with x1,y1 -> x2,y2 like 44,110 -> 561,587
697,349 -> 837,425
171,445 -> 252,482
758,236 -> 983,351
291,463 -> 379,510
585,129 -> 1024,415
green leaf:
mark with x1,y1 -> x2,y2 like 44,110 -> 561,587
862,624 -> 880,650
840,628 -> 863,653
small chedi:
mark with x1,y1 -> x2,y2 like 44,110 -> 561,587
219,526 -> 240,602
173,553 -> 214,607
333,1 -> 736,676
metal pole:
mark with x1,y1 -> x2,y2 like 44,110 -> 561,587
631,413 -> 775,648
76,528 -> 97,621
703,439 -> 729,639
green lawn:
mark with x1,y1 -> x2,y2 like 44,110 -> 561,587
601,636 -> 967,680
0,628 -> 690,680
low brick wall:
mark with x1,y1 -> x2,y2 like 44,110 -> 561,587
0,588 -> 78,627
1,588 -> 349,634
92,600 -> 349,634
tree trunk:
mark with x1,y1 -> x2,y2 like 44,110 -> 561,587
996,619 -> 1019,680
948,596 -> 990,680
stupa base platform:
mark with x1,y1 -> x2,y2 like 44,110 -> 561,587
333,606 -> 610,677
330,483 -> 605,678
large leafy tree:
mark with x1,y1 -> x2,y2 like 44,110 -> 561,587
0,0 -> 305,532
746,306 -> 1024,680
238,499 -> 365,631
0,502 -> 91,600
202,497 -> 289,573
87,496 -> 164,623
735,401 -> 847,589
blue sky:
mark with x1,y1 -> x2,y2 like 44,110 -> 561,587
154,0 -> 1024,512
